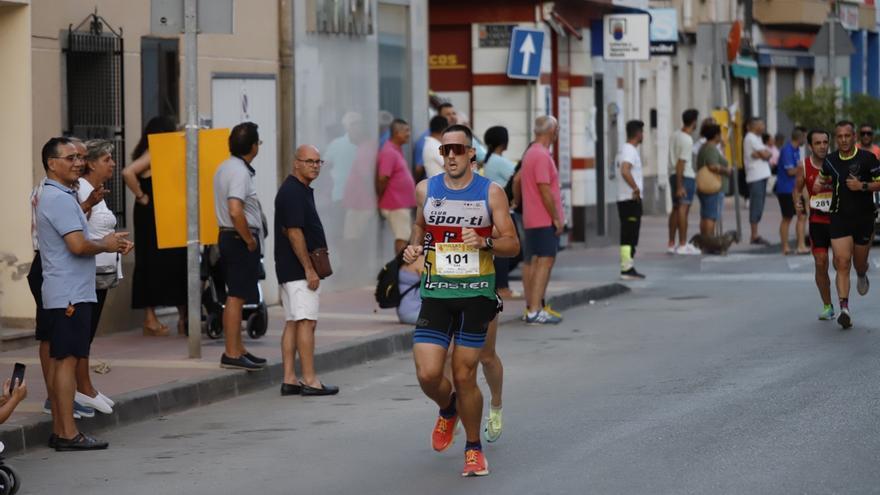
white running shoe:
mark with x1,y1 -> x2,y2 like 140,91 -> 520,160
675,243 -> 701,256
666,245 -> 677,254
75,391 -> 113,414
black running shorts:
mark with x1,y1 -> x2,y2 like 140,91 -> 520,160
413,296 -> 499,349
830,214 -> 875,246
809,222 -> 831,253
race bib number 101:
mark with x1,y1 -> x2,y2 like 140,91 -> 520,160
435,243 -> 480,276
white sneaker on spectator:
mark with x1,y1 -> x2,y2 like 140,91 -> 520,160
75,391 -> 113,414
97,391 -> 115,407
675,243 -> 701,256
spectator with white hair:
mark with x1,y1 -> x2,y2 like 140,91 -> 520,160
519,116 -> 564,324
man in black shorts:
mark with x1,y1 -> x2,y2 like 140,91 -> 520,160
815,121 -> 880,328
213,123 -> 267,370
403,124 -> 519,477
36,137 -> 131,450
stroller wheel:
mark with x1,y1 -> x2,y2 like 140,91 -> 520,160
246,306 -> 269,339
0,465 -> 19,495
0,468 -> 12,495
206,313 -> 223,340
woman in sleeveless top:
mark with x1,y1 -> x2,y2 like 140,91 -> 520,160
122,116 -> 187,336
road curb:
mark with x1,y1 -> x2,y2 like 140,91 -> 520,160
0,282 -> 629,457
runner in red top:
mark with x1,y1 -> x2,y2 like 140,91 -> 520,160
793,129 -> 834,320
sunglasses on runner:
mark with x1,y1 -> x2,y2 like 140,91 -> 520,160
439,143 -> 471,156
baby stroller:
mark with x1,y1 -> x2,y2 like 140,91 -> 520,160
0,442 -> 20,494
201,244 -> 269,340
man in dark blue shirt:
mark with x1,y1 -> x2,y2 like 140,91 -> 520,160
774,129 -> 802,254
274,144 -> 338,397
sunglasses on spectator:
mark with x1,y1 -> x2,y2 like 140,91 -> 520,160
439,144 -> 471,156
861,131 -> 873,136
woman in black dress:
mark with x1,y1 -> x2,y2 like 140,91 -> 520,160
122,116 -> 187,336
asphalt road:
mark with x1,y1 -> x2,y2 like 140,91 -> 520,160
9,251 -> 880,494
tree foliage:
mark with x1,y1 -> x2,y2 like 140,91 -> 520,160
845,93 -> 880,130
779,86 -> 839,134
781,86 -> 880,138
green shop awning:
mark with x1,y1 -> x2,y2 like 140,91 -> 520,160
731,56 -> 758,79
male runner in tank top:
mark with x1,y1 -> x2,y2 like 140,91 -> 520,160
793,129 -> 834,320
814,121 -> 880,329
402,124 -> 519,477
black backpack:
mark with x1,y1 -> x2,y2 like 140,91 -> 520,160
375,252 -> 420,309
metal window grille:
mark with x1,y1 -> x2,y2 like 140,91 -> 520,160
65,13 -> 126,227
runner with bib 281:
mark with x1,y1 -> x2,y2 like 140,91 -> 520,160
793,129 -> 834,321
403,124 -> 519,478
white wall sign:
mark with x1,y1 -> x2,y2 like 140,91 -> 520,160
603,14 -> 650,61
648,8 -> 678,42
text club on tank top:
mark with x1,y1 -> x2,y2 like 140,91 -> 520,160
804,156 -> 831,224
421,173 -> 495,300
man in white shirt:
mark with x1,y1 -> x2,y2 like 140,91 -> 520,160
421,115 -> 448,178
743,117 -> 773,245
616,120 -> 646,280
667,109 -> 700,255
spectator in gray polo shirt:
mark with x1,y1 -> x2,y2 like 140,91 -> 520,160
37,137 -> 132,451
214,122 -> 267,371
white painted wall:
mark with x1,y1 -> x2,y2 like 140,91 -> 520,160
211,77 -> 279,304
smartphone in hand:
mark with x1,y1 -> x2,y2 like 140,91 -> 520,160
9,363 -> 24,395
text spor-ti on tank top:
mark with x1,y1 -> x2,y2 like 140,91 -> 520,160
421,174 -> 495,300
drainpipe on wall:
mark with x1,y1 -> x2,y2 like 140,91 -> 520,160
279,0 -> 295,175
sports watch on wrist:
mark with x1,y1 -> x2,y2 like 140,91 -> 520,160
862,182 -> 869,192
484,237 -> 495,251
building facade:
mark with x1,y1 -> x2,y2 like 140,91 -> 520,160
0,0 -> 429,334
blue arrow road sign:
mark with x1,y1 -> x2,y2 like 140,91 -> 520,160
507,27 -> 544,80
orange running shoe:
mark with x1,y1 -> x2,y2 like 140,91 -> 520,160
461,448 -> 489,477
431,414 -> 458,452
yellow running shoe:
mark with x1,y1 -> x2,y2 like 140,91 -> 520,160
544,304 -> 563,319
483,407 -> 503,443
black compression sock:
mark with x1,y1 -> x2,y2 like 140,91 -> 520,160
465,440 -> 482,451
439,392 -> 457,419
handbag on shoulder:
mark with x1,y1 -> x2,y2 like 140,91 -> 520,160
696,166 -> 723,195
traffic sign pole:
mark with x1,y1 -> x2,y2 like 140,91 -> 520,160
726,22 -> 743,242
184,0 -> 201,358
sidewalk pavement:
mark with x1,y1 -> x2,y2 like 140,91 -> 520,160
0,193 -> 787,456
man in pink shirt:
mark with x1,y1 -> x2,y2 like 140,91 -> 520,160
519,116 -> 564,325
376,119 -> 416,253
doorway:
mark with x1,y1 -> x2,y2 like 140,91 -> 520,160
141,38 -> 179,127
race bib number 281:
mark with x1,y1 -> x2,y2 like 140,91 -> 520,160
810,192 -> 832,212
434,243 -> 480,276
